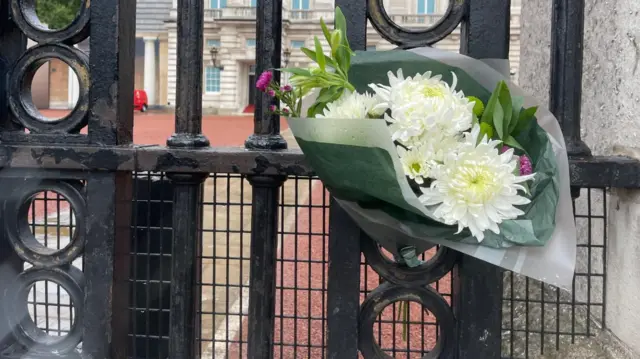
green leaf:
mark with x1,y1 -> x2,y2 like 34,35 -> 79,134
467,96 -> 485,117
509,96 -> 525,134
481,82 -> 502,125
503,136 -> 526,152
300,47 -> 336,69
479,122 -> 494,140
513,106 -> 538,136
307,87 -> 344,117
279,68 -> 312,76
493,102 -> 505,139
497,82 -> 513,139
316,86 -> 340,103
330,30 -> 342,56
334,7 -> 349,48
320,18 -> 332,46
314,37 -> 326,71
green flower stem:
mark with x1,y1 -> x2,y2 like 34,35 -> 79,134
396,300 -> 410,343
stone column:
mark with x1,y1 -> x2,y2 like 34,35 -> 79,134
520,0 -> 640,357
144,37 -> 157,106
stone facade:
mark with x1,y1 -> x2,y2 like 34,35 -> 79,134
165,0 -> 523,114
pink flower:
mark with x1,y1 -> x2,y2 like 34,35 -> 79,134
267,89 -> 276,97
282,85 -> 292,92
519,154 -> 533,176
268,105 -> 276,112
256,71 -> 273,92
500,145 -> 509,154
283,108 -> 290,114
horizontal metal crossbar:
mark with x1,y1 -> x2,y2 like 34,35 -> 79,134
0,145 -> 639,187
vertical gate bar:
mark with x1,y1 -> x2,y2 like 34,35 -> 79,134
167,0 -> 210,148
245,0 -> 286,150
245,174 -> 286,358
166,0 -> 210,358
326,200 -> 362,359
334,0 -> 367,53
0,1 -> 27,133
245,0 -> 288,357
84,173 -> 133,358
326,1 -> 366,358
166,172 -> 208,358
84,0 -> 136,357
455,1 -> 509,358
89,0 -> 136,145
549,0 -> 592,158
0,15 -> 26,355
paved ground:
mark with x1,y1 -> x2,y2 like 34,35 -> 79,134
27,110 -> 446,358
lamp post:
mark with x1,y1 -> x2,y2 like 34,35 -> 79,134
283,47 -> 291,68
209,46 -> 223,70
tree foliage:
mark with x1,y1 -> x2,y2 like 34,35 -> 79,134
35,0 -> 82,30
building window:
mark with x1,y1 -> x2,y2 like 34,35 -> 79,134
366,45 -> 376,51
210,0 -> 227,9
292,0 -> 310,10
206,39 -> 221,48
291,40 -> 305,49
246,38 -> 256,47
250,0 -> 257,6
417,0 -> 436,14
205,66 -> 221,93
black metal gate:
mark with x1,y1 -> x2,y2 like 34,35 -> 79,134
1,0 -> 639,358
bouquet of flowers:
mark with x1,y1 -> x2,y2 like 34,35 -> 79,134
257,8 -> 576,288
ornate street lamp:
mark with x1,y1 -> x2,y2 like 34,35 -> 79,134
209,46 -> 224,70
283,47 -> 291,67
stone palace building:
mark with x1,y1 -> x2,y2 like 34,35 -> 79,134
38,0 -> 522,114
159,0 -> 522,114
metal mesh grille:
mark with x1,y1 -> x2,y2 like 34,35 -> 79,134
21,175 -> 607,358
502,188 -> 607,358
25,189 -> 80,346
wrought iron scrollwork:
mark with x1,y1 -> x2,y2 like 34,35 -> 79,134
359,238 -> 457,358
367,0 -> 466,48
8,45 -> 90,133
10,0 -> 90,44
4,266 -> 85,355
361,238 -> 457,287
7,0 -> 90,134
4,180 -> 86,267
2,179 -> 86,357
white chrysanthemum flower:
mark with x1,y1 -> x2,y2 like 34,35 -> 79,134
384,112 -> 424,143
397,132 -> 463,184
419,124 -> 535,242
397,145 -> 432,185
370,69 -> 475,139
316,91 -> 384,119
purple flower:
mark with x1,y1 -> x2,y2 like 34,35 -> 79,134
519,155 -> 533,176
500,145 -> 510,154
283,108 -> 290,114
256,71 -> 273,92
267,89 -> 276,97
268,105 -> 277,112
282,85 -> 293,92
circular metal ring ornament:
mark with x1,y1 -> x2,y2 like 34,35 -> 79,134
4,266 -> 85,354
358,282 -> 455,359
361,238 -> 458,287
367,0 -> 466,48
9,44 -> 90,133
5,180 -> 86,267
10,0 -> 90,44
